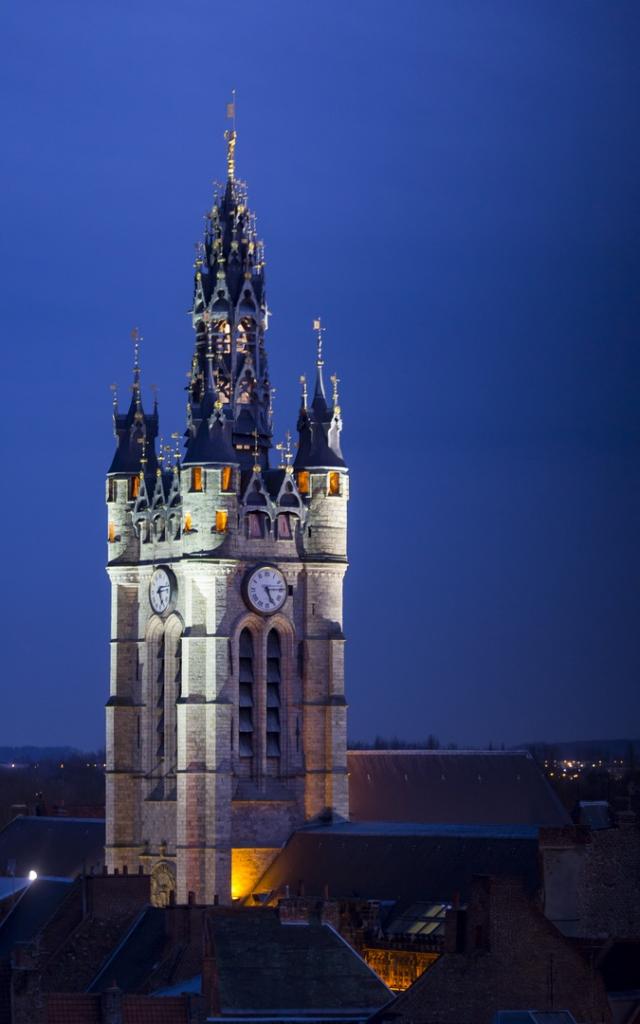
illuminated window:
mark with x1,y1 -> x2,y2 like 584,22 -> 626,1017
297,471 -> 310,495
107,521 -> 116,543
184,511 -> 193,532
328,471 -> 340,496
107,479 -> 117,502
215,509 -> 228,533
266,630 -> 281,757
221,466 -> 233,492
191,466 -> 203,492
238,629 -> 254,758
276,513 -> 292,540
129,475 -> 140,500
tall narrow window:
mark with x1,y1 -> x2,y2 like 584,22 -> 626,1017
328,471 -> 340,496
184,511 -> 193,533
107,478 -> 117,502
215,509 -> 228,533
266,631 -> 281,758
221,466 -> 233,492
108,521 -> 116,543
191,467 -> 203,492
156,634 -> 165,760
297,470 -> 310,495
238,629 -> 254,759
129,475 -> 140,500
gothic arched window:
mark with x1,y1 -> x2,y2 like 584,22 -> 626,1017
266,630 -> 281,758
238,629 -> 254,759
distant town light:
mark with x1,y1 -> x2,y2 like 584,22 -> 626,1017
28,870 -> 37,882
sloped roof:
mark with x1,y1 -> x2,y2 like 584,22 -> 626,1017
0,816 -> 105,879
91,906 -> 390,1013
210,908 -> 390,1012
348,751 -> 570,827
0,878 -> 72,956
252,823 -> 540,908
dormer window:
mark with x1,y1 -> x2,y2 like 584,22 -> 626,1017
191,467 -> 203,492
221,466 -> 233,492
328,471 -> 340,496
297,471 -> 310,495
129,475 -> 140,500
215,509 -> 228,533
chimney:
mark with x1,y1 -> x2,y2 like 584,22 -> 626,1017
100,982 -> 123,1024
201,917 -> 221,1015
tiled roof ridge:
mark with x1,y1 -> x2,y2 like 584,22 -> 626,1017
348,749 -> 533,757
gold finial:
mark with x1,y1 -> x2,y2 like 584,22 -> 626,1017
171,432 -> 181,470
330,373 -> 341,413
252,428 -> 261,474
224,89 -> 237,181
313,318 -> 326,367
137,435 -> 148,479
276,431 -> 294,473
299,374 -> 308,408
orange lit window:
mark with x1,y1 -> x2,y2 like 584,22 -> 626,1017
184,511 -> 193,532
129,475 -> 140,500
191,467 -> 203,492
221,466 -> 233,492
108,521 -> 116,543
107,479 -> 117,502
215,509 -> 228,533
328,471 -> 340,496
297,471 -> 310,495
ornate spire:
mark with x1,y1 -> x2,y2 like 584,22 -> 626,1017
187,110 -> 271,471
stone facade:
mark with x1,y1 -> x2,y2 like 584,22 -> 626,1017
105,132 -> 348,907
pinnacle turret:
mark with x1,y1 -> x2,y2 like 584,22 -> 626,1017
294,321 -> 345,470
108,328 -> 159,477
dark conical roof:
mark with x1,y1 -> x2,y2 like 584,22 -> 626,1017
183,409 -> 237,466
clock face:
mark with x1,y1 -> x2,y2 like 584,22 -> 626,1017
149,568 -> 173,614
245,566 -> 287,615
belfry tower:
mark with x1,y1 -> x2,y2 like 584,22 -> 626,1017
105,122 -> 348,906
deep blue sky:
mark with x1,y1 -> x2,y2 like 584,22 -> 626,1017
1,1 -> 638,749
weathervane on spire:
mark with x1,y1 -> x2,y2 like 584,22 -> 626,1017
252,428 -> 261,474
330,373 -> 341,413
224,90 -> 237,181
276,431 -> 294,473
299,374 -> 308,408
313,318 -> 326,368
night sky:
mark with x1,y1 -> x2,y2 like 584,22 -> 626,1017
1,1 -> 638,749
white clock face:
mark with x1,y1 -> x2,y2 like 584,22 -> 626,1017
149,568 -> 172,614
246,566 -> 287,615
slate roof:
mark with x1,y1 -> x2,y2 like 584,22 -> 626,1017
210,908 -> 390,1013
91,906 -> 391,1014
0,816 -> 104,879
251,823 -> 540,910
347,751 -> 570,827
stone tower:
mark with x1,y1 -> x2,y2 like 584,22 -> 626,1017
105,124 -> 348,907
